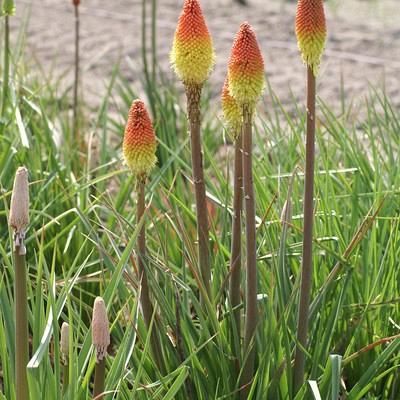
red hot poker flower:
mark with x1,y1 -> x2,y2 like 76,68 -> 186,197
295,0 -> 327,76
123,100 -> 157,181
228,22 -> 265,107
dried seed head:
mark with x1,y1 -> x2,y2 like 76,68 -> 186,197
221,77 -> 242,141
60,322 -> 69,364
72,0 -> 80,5
228,22 -> 265,107
9,167 -> 29,254
92,297 -> 110,362
123,100 -> 157,182
295,0 -> 327,76
170,0 -> 215,86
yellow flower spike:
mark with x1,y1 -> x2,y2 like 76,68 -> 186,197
123,100 -> 157,181
228,22 -> 265,107
295,0 -> 327,76
170,0 -> 215,86
221,77 -> 242,141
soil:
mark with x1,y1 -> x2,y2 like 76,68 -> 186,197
10,0 -> 400,113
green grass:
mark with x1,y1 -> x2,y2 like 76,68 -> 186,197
1,4 -> 400,400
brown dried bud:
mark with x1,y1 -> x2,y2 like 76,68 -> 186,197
9,167 -> 29,254
72,0 -> 80,6
92,297 -> 110,362
60,322 -> 69,364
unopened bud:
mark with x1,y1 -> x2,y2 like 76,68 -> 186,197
60,322 -> 69,364
72,0 -> 80,6
92,297 -> 110,362
9,167 -> 29,255
2,0 -> 16,16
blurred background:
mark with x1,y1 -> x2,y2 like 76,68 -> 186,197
11,0 -> 400,112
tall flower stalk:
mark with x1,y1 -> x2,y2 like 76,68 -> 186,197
92,297 -> 110,400
1,0 -> 15,120
123,99 -> 164,371
170,0 -> 215,301
221,77 -> 243,362
9,166 -> 30,400
228,22 -> 264,398
293,0 -> 327,392
72,0 -> 80,144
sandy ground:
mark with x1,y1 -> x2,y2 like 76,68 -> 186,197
10,0 -> 400,113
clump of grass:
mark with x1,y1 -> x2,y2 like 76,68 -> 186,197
9,166 -> 30,400
170,0 -> 215,301
227,22 -> 265,398
293,0 -> 327,392
92,297 -> 110,399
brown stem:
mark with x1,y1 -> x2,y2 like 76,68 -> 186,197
293,66 -> 317,393
15,246 -> 29,400
73,4 -> 80,145
230,136 -> 243,367
93,359 -> 105,399
136,180 -> 164,372
240,106 -> 257,399
185,84 -> 211,302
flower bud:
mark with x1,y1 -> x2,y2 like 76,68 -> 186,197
72,0 -> 80,5
221,77 -> 242,141
295,0 -> 327,76
228,22 -> 265,107
1,0 -> 16,16
123,100 -> 157,181
9,167 -> 29,254
170,0 -> 215,86
60,322 -> 69,364
92,297 -> 110,362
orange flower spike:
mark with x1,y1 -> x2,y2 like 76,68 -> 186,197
170,0 -> 215,85
123,100 -> 157,180
295,0 -> 327,76
228,22 -> 265,107
221,77 -> 242,141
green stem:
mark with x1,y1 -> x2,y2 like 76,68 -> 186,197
293,66 -> 317,393
240,106 -> 257,399
230,136 -> 243,369
1,15 -> 10,119
93,359 -> 105,399
185,84 -> 211,303
14,246 -> 29,400
136,180 -> 164,373
73,4 -> 80,145
151,0 -> 157,84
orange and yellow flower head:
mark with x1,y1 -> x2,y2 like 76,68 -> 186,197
228,22 -> 264,107
295,0 -> 327,76
221,77 -> 242,141
170,0 -> 215,86
123,100 -> 157,180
